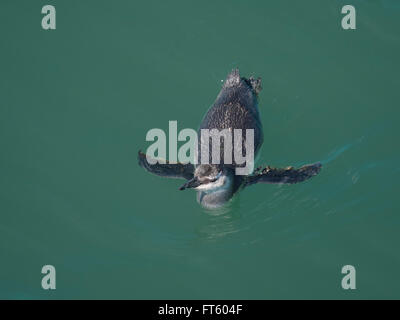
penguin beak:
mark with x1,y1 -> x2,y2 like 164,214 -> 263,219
179,177 -> 202,190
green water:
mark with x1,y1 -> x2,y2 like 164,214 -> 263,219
1,0 -> 399,299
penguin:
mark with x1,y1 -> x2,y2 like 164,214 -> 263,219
138,69 -> 321,209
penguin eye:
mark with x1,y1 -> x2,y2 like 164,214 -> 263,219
198,164 -> 212,176
211,171 -> 222,182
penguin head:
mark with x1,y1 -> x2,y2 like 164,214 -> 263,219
179,164 -> 233,192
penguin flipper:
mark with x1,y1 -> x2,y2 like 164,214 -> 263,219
138,151 -> 194,180
244,162 -> 321,186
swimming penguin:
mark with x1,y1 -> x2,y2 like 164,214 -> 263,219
138,69 -> 321,209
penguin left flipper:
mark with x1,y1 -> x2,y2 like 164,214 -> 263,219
244,162 -> 322,186
138,151 -> 194,180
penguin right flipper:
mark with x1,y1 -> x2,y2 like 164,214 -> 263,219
244,162 -> 322,186
138,151 -> 194,180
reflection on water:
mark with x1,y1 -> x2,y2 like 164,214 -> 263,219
195,198 -> 243,240
194,183 -> 292,241
321,136 -> 364,165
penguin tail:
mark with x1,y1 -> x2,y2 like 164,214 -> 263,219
223,69 -> 262,95
223,68 -> 241,88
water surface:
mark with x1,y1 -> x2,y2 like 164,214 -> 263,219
0,0 -> 399,299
